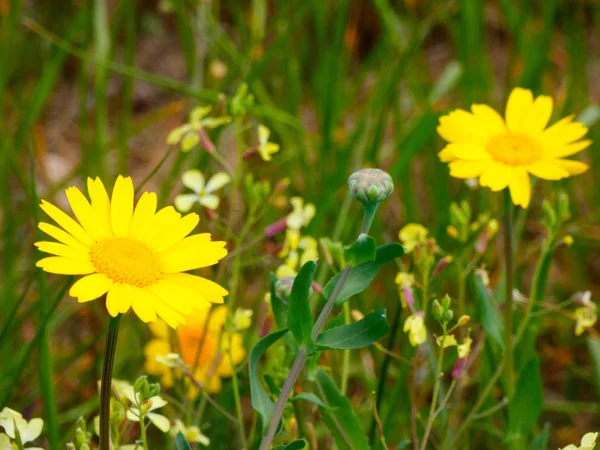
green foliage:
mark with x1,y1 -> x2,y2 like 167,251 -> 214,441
316,310 -> 389,350
344,235 -> 377,267
174,432 -> 192,450
471,272 -> 504,350
288,261 -> 317,352
273,440 -> 307,450
323,243 -> 404,306
509,356 -> 543,437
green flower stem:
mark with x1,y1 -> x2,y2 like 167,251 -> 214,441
139,412 -> 149,450
457,257 -> 466,329
340,301 -> 351,395
259,267 -> 352,450
502,190 -> 515,400
421,268 -> 430,318
135,144 -> 175,195
100,314 -> 122,450
420,328 -> 446,450
360,202 -> 378,235
229,335 -> 248,450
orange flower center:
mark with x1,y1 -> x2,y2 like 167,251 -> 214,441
487,134 -> 543,166
90,237 -> 162,287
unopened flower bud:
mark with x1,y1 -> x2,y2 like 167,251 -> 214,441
441,294 -> 451,310
433,256 -> 453,276
348,168 -> 394,205
443,309 -> 454,323
447,225 -> 459,239
556,190 -> 571,223
452,357 -> 467,380
457,315 -> 470,326
432,300 -> 443,320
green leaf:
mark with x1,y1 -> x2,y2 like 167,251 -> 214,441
509,356 -> 543,435
174,432 -> 192,450
530,423 -> 550,450
587,335 -> 600,395
273,440 -> 307,450
291,392 -> 332,409
470,272 -> 504,350
314,369 -> 370,450
324,243 -> 404,306
270,273 -> 288,330
249,329 -> 289,433
316,309 -> 389,350
396,440 -> 411,450
344,234 -> 377,266
288,261 -> 317,350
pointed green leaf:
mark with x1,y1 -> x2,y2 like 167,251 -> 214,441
587,335 -> 600,395
175,432 -> 192,450
509,356 -> 543,435
288,261 -> 317,350
324,243 -> 403,306
291,392 -> 333,409
249,329 -> 289,433
314,369 -> 370,450
470,272 -> 504,350
270,272 -> 288,330
530,423 -> 550,450
316,309 -> 389,350
344,234 -> 377,266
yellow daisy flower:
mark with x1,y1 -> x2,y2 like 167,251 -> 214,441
145,306 -> 245,393
438,87 -> 591,208
35,176 -> 228,328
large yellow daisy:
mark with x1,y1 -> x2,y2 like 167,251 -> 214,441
35,176 -> 228,328
438,87 -> 591,207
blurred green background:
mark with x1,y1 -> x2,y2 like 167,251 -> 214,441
1,0 -> 600,448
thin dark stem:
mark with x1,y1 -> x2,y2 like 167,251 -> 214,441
135,145 -> 175,195
100,314 -> 121,450
502,190 -> 515,400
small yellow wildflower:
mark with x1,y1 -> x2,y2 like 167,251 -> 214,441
563,235 -> 574,246
35,176 -> 228,328
174,170 -> 231,212
438,87 -> 590,208
447,225 -> 459,239
574,291 -> 597,336
561,432 -> 598,450
276,232 -> 318,278
436,335 -> 458,348
399,224 -> 429,253
404,314 -> 427,347
457,335 -> 473,358
167,106 -> 231,152
395,272 -> 415,288
257,124 -> 280,161
145,306 -> 245,393
487,219 -> 499,238
232,308 -> 254,331
0,408 -> 44,449
171,420 -> 210,446
286,197 -> 316,231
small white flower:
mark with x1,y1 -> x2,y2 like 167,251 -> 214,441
561,431 -> 598,450
257,125 -> 280,161
124,387 -> 171,434
0,407 -> 44,449
175,170 -> 231,212
171,419 -> 210,446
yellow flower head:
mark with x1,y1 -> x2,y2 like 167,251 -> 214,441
561,432 -> 598,450
174,170 -> 231,212
35,176 -> 228,328
258,124 -> 280,161
404,314 -> 427,347
145,306 -> 245,393
438,87 -> 591,208
399,223 -> 429,253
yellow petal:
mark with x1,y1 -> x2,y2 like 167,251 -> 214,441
544,139 -> 592,158
139,206 -> 181,245
553,159 -> 589,175
66,186 -> 105,241
145,339 -> 170,375
437,109 -> 491,144
131,286 -> 159,323
479,162 -> 514,191
40,200 -> 95,246
129,192 -> 157,239
539,115 -> 589,148
106,283 -> 132,316
37,257 -> 95,275
508,167 -> 531,208
445,143 -> 492,161
198,195 -> 220,210
35,241 -> 90,261
87,178 -> 113,237
163,273 -> 228,303
438,146 -> 457,162
149,280 -> 196,316
150,213 -> 200,253
470,104 -> 507,136
448,160 -> 488,179
152,296 -> 187,328
160,237 -> 227,273
38,222 -> 89,251
525,160 -> 570,180
111,176 -> 135,237
174,194 -> 198,213
521,95 -> 553,135
505,87 -> 534,133
69,273 -> 113,302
